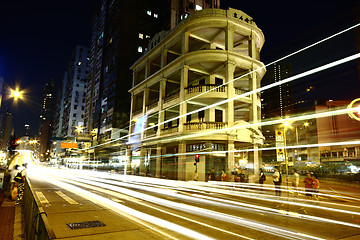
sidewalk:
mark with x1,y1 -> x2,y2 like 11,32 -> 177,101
0,191 -> 15,240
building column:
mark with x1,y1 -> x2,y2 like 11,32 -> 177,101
158,78 -> 166,136
227,140 -> 235,181
139,147 -> 146,176
182,32 -> 189,54
156,143 -> 162,178
225,62 -> 236,126
248,31 -> 257,59
225,24 -> 234,51
249,71 -> 260,180
179,66 -> 188,133
161,48 -> 167,67
178,141 -> 186,180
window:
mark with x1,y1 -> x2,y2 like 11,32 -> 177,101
195,5 -> 202,11
78,61 -> 82,66
147,10 -> 151,16
154,13 -> 158,18
73,113 -> 77,117
74,105 -> 78,110
139,33 -> 143,39
146,35 -> 150,39
138,46 -> 143,53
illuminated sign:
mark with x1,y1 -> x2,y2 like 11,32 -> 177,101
61,142 -> 78,149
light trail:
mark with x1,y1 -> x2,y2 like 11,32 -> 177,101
35,168 -> 360,231
30,169 -> 215,240
89,170 -> 360,217
52,173 -> 256,240
35,168 -> 324,240
84,23 -> 360,150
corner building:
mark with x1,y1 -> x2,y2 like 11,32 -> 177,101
129,8 -> 266,181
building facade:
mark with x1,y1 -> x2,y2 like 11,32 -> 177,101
85,0 -> 220,144
128,8 -> 265,181
38,80 -> 56,158
61,45 -> 89,138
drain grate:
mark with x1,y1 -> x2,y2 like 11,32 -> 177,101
66,221 -> 106,230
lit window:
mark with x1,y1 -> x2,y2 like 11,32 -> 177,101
139,33 -> 143,39
138,46 -> 143,52
78,61 -> 81,66
147,10 -> 151,16
154,13 -> 158,18
145,35 -> 150,39
195,5 -> 202,11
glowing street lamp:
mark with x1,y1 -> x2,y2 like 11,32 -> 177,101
10,88 -> 23,101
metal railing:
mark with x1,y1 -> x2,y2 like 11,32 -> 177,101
23,178 -> 56,240
184,122 -> 227,131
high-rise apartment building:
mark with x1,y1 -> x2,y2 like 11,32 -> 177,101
85,0 -> 220,143
61,45 -> 89,138
38,80 -> 56,157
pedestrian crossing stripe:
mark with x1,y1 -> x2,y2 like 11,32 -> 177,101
55,191 -> 79,205
35,191 -> 50,205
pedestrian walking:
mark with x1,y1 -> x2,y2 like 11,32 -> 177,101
259,168 -> 266,191
311,174 -> 320,201
292,169 -> 300,195
9,165 -> 19,200
221,170 -> 228,181
272,167 -> 282,196
15,163 -> 27,205
304,172 -> 314,198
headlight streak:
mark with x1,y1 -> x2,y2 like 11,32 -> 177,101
29,169 -> 215,240
71,174 -> 360,229
203,181 -> 360,203
61,168 -> 360,212
84,23 -> 360,151
35,169 -> 324,240
49,173 -> 257,240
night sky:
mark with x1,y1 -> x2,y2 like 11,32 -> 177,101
0,0 -> 359,136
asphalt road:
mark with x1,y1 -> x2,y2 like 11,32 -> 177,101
23,163 -> 360,240
8,151 -> 360,239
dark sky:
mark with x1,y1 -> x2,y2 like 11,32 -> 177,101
0,0 -> 359,136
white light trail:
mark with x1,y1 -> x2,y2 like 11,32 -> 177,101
35,167 -> 360,238
39,170 -> 323,240
30,169 -> 215,240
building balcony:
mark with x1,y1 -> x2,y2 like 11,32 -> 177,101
184,122 -> 227,131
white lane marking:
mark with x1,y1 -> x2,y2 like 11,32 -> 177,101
55,191 -> 79,204
35,191 -> 50,205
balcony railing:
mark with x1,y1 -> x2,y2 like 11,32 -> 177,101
146,101 -> 159,111
184,122 -> 227,131
164,91 -> 180,103
161,125 -> 179,134
185,84 -> 226,94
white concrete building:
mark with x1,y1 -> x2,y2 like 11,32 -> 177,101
61,45 -> 90,138
129,8 -> 266,181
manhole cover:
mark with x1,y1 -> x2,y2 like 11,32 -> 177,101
66,221 -> 106,230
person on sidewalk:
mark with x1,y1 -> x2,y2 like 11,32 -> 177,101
259,168 -> 266,191
311,174 -> 320,201
9,165 -> 20,200
292,169 -> 300,196
15,164 -> 27,205
272,167 -> 282,196
304,172 -> 314,198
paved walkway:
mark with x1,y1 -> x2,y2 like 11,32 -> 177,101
0,191 -> 15,240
